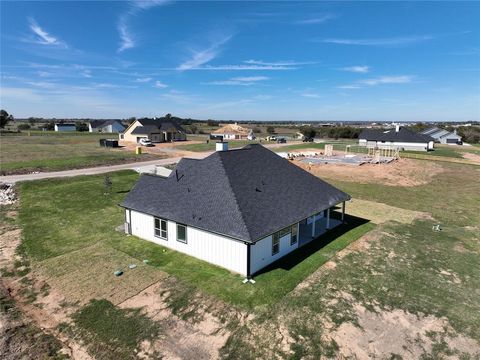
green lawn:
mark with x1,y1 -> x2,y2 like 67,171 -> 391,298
14,159 -> 480,359
175,139 -> 264,152
0,132 -> 157,174
18,170 -> 373,310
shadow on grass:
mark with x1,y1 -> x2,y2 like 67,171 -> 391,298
254,213 -> 370,276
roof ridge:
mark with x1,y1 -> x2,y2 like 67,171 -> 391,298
216,153 -> 253,241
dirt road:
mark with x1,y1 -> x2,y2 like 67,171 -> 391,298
1,152 -> 211,184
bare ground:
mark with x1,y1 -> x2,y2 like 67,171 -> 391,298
296,157 -> 444,187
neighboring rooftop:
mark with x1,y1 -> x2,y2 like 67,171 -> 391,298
359,127 -> 433,143
122,144 -> 350,242
89,119 -> 124,128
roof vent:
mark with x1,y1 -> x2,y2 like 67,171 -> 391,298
395,125 -> 400,132
216,141 -> 228,151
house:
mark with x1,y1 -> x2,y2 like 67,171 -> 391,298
121,143 -> 350,277
88,120 -> 126,133
358,125 -> 434,151
420,127 -> 462,145
120,118 -> 187,143
211,123 -> 251,140
54,123 -> 76,132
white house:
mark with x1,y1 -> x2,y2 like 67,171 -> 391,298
211,123 -> 251,140
120,118 -> 187,143
359,125 -> 434,151
121,143 -> 350,277
420,127 -> 462,145
88,120 -> 126,133
54,123 -> 76,132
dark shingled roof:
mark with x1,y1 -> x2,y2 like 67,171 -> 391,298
131,125 -> 160,135
359,127 -> 433,143
122,144 -> 350,243
89,120 -> 125,129
137,119 -> 185,132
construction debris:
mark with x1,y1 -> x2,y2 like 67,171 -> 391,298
0,183 -> 16,205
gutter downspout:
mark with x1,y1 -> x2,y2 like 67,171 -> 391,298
245,242 -> 252,279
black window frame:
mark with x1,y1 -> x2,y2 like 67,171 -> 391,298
290,224 -> 298,245
154,217 -> 168,240
272,233 -> 280,255
176,223 -> 187,243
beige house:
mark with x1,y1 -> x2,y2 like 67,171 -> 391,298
120,118 -> 187,143
211,123 -> 251,140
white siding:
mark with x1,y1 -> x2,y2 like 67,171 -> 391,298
129,210 -> 248,275
250,229 -> 299,275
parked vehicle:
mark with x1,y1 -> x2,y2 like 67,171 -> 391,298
139,138 -> 154,147
276,138 -> 287,144
302,137 -> 314,142
265,135 -> 277,141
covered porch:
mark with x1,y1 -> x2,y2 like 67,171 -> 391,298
298,202 -> 346,247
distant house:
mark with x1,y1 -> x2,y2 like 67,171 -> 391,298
120,118 -> 187,143
88,120 -> 126,133
54,123 -> 76,132
121,143 -> 350,277
420,127 -> 462,145
359,126 -> 434,151
211,123 -> 251,140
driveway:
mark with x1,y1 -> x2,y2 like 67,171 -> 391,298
1,152 -> 212,184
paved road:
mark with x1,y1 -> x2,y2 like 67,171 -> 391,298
1,152 -> 212,184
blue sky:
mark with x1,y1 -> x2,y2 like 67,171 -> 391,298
1,1 -> 479,121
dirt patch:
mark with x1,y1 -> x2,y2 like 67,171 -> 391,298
329,303 -> 480,359
118,279 -> 237,359
346,198 -> 432,224
462,152 -> 480,164
296,158 -> 443,187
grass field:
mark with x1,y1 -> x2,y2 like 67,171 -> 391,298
13,159 -> 480,358
175,139 -> 265,152
0,131 -> 157,174
17,170 -> 373,310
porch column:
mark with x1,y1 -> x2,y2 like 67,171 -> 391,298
311,215 -> 316,238
341,201 -> 345,222
326,208 -> 330,229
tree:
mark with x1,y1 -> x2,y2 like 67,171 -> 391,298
252,127 -> 261,133
76,122 -> 88,132
189,124 -> 198,134
207,119 -> 218,127
0,110 -> 14,129
165,113 -> 172,119
266,126 -> 275,134
18,123 -> 31,130
300,126 -> 316,139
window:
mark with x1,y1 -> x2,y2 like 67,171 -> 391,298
278,226 -> 291,238
154,218 -> 167,240
290,224 -> 298,245
272,233 -> 279,255
177,223 -> 187,243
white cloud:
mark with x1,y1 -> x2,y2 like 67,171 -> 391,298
28,18 -> 67,47
135,77 -> 152,83
117,0 -> 170,52
361,75 -> 413,86
322,35 -> 433,46
177,35 -> 233,70
295,14 -> 335,25
231,76 -> 269,82
205,76 -> 269,86
341,65 -> 370,73
189,64 -> 294,71
153,80 -> 168,88
338,75 -> 414,89
244,59 -> 315,66
301,92 -> 322,98
118,17 -> 135,52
